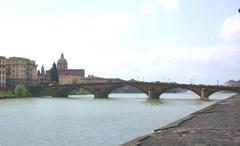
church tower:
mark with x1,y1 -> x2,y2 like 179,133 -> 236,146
57,53 -> 68,70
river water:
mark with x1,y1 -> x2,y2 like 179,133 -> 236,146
0,92 -> 235,146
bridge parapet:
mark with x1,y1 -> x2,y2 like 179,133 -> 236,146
27,82 -> 240,99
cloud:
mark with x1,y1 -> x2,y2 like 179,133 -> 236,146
110,38 -> 240,84
0,10 -> 131,69
157,0 -> 179,12
220,14 -> 240,41
138,2 -> 156,14
0,4 -> 238,84
138,0 -> 179,14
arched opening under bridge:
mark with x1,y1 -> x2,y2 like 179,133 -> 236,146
208,90 -> 237,100
67,87 -> 95,98
108,85 -> 148,99
159,87 -> 200,99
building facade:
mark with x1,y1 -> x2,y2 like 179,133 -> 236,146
58,69 -> 85,77
59,75 -> 122,85
224,80 -> 240,87
59,75 -> 107,85
0,56 -> 6,87
6,57 -> 38,87
56,53 -> 85,84
37,74 -> 50,85
57,53 -> 84,77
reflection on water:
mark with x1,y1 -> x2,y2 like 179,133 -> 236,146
144,99 -> 166,105
0,92 -> 235,146
143,98 -> 211,106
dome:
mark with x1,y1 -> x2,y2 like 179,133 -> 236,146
57,53 -> 68,70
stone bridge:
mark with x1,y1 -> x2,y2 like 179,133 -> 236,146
27,81 -> 240,100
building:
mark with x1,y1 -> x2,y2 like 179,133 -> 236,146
0,56 -> 6,87
57,53 -> 68,71
56,53 -> 85,84
58,69 -> 85,77
37,74 -> 50,85
59,75 -> 122,85
6,57 -> 38,87
224,80 -> 240,87
57,53 -> 84,77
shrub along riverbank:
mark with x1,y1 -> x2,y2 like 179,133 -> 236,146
0,92 -> 17,98
0,84 -> 31,99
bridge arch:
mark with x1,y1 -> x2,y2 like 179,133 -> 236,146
109,85 -> 143,93
55,85 -> 96,97
28,82 -> 240,99
207,89 -> 238,99
28,86 -> 55,97
103,84 -> 149,98
157,86 -> 202,99
68,87 -> 95,97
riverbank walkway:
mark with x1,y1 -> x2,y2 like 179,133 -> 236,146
123,94 -> 240,146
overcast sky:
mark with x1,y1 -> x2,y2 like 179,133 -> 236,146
0,0 -> 240,84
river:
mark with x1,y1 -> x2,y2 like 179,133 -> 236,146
0,92 -> 235,146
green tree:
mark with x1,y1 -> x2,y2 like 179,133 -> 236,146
50,62 -> 59,83
41,65 -> 45,75
14,84 -> 28,97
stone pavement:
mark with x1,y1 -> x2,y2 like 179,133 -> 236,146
122,95 -> 240,146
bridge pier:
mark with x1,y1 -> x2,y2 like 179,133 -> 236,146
94,91 -> 109,98
148,89 -> 159,99
200,88 -> 209,100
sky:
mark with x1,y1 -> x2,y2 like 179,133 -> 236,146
0,0 -> 240,84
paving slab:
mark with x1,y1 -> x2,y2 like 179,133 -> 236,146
122,95 -> 240,146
